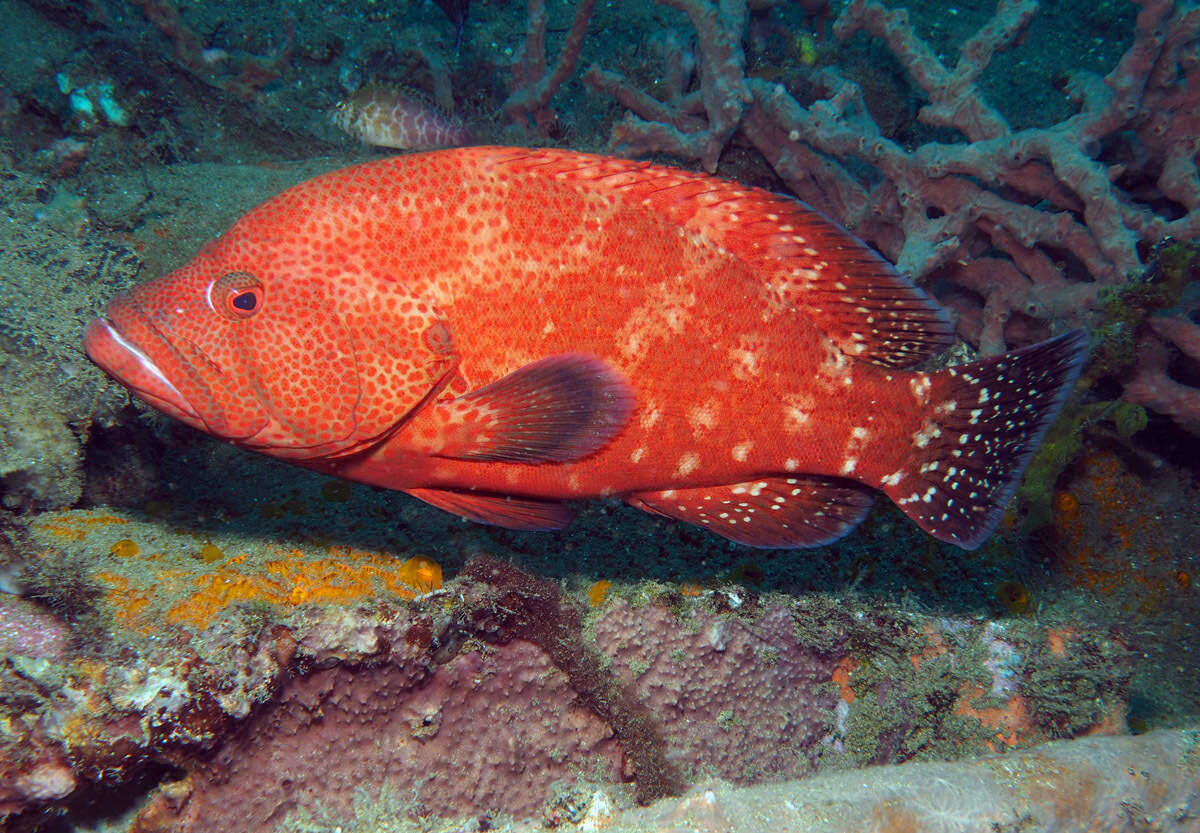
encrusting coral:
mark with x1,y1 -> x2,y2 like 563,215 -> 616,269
0,515 -> 1136,830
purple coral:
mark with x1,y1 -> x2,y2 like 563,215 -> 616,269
0,596 -> 67,660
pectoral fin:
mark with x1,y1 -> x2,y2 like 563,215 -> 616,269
421,353 -> 634,464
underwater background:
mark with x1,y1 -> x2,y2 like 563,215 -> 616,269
0,0 -> 1198,830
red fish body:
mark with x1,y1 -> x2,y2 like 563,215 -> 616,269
84,147 -> 1086,549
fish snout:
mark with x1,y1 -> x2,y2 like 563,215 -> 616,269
83,314 -> 201,423
84,295 -> 277,444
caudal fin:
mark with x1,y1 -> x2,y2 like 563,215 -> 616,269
881,330 -> 1089,550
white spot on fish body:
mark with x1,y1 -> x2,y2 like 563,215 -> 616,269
623,330 -> 644,359
689,400 -> 719,436
816,336 -> 854,387
731,440 -> 753,462
674,451 -> 700,477
782,393 -> 815,433
913,421 -> 941,449
909,374 -> 932,404
729,347 -> 760,379
838,426 -> 872,476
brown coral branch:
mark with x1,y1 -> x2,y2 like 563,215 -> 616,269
503,0 -> 599,132
585,0 -> 750,171
832,0 -> 1037,140
131,0 -> 294,101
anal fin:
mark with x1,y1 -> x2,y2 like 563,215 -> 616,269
628,475 -> 873,548
405,487 -> 574,531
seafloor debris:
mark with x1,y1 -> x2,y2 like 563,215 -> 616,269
523,728 -> 1200,833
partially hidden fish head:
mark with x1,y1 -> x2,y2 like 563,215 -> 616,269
84,218 -> 460,462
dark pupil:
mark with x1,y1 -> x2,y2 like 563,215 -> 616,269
231,291 -> 257,311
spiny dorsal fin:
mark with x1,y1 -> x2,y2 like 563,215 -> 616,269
488,147 -> 954,368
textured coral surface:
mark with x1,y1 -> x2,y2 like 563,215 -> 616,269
592,600 -> 838,783
182,641 -> 620,829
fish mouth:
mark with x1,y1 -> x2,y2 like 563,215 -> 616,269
84,316 -> 203,425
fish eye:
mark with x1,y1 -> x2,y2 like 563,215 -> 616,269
210,271 -> 264,320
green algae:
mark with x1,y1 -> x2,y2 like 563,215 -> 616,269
1015,240 -> 1200,535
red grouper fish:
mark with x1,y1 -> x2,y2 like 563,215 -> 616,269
84,146 -> 1088,550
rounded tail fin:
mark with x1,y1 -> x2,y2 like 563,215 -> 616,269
881,330 -> 1090,550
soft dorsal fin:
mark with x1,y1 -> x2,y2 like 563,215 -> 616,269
489,147 -> 954,368
627,475 -> 874,548
416,353 -> 634,464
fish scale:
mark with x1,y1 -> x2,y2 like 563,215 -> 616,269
84,146 -> 1088,550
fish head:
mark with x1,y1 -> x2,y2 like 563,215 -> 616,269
84,225 -> 460,462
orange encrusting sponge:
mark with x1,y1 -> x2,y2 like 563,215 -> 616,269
163,549 -> 443,629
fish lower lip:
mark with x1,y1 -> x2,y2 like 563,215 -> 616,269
84,316 -> 199,420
